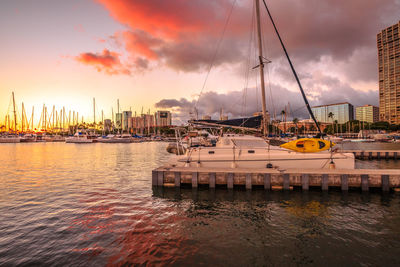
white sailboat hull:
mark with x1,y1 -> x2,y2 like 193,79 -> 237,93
170,148 -> 354,169
65,137 -> 93,143
0,137 -> 21,143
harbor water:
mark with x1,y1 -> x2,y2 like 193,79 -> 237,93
1,142 -> 400,266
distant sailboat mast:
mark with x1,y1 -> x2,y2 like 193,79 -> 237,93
12,92 -> 17,132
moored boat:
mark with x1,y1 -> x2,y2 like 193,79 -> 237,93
65,132 -> 93,143
168,134 -> 355,170
0,135 -> 21,143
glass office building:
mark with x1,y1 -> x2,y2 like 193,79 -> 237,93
311,102 -> 354,124
356,105 -> 379,123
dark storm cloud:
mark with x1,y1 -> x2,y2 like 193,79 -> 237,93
155,74 -> 378,123
94,0 -> 399,82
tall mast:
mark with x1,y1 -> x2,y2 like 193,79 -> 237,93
101,110 -> 104,134
12,92 -> 17,132
255,0 -> 268,136
117,99 -> 120,131
45,106 -> 47,132
31,106 -> 34,131
21,102 -> 25,132
63,107 -> 65,131
93,97 -> 96,126
52,105 -> 55,130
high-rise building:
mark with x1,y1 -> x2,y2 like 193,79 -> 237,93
155,111 -> 172,127
377,21 -> 400,124
355,105 -> 379,123
103,119 -> 112,132
122,111 -> 132,131
311,102 -> 354,124
115,113 -> 122,130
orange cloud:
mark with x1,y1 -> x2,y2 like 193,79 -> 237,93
95,0 -> 232,39
75,49 -> 131,75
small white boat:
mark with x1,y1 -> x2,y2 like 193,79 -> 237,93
0,135 -> 21,143
97,134 -> 132,143
20,133 -> 37,142
43,135 -> 65,142
65,132 -> 93,143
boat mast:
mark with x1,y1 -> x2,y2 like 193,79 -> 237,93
117,99 -> 120,133
255,0 -> 268,136
21,102 -> 25,132
12,92 -> 17,132
93,97 -> 96,127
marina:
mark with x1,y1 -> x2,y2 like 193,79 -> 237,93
1,0 -> 400,266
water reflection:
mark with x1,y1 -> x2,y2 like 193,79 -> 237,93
1,142 -> 400,266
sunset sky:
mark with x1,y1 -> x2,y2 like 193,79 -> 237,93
1,0 -> 399,125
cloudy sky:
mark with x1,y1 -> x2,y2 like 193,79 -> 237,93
1,0 -> 399,124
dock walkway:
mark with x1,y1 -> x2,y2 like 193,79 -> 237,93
152,166 -> 400,192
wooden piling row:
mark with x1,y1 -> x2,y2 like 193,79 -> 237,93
340,150 -> 400,160
152,166 -> 400,192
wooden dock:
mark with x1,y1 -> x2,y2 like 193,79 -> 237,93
152,166 -> 400,192
340,150 -> 400,160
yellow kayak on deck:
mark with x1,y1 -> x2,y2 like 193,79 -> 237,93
280,138 -> 335,153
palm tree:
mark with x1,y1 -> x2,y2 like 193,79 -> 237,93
281,110 -> 286,134
328,112 -> 334,134
292,117 -> 299,135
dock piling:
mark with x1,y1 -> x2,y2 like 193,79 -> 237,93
264,173 -> 271,190
382,175 -> 390,192
192,172 -> 198,188
157,171 -> 163,187
341,174 -> 349,191
227,173 -> 234,189
361,174 -> 369,192
302,174 -> 309,190
174,172 -> 181,187
209,172 -> 216,188
322,174 -> 329,191
283,174 -> 290,190
152,170 -> 158,186
246,173 -> 252,190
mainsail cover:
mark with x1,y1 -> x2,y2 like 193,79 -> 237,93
190,115 -> 262,130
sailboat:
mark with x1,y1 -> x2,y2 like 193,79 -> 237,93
168,0 -> 355,170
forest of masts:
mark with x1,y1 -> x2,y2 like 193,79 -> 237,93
0,92 -> 145,134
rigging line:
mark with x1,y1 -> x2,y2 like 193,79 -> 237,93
259,4 -> 276,121
261,0 -> 322,136
241,0 -> 255,117
194,0 -> 237,112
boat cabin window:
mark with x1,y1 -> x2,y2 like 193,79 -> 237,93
208,151 -> 215,154
296,141 -> 304,148
248,150 -> 255,153
318,141 -> 326,149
